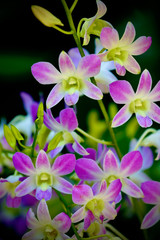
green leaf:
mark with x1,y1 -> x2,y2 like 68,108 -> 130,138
35,102 -> 44,130
3,125 -> 16,149
47,132 -> 63,152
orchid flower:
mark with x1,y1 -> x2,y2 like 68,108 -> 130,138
13,150 -> 76,201
80,0 -> 112,46
141,180 -> 160,229
22,199 -> 71,240
31,51 -> 102,108
44,107 -> 88,156
71,179 -> 121,230
75,150 -> 144,198
0,175 -> 22,208
100,22 -> 152,75
109,69 -> 160,128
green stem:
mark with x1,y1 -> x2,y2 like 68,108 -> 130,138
53,25 -> 73,35
134,128 -> 156,150
76,127 -> 113,146
31,126 -> 39,157
81,234 -> 111,240
70,0 -> 79,13
105,223 -> 128,240
77,18 -> 87,39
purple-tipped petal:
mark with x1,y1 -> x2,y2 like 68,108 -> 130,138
121,178 -> 144,198
71,206 -> 85,223
102,202 -> 117,220
109,80 -> 134,104
84,210 -> 95,230
120,151 -> 143,177
105,179 -> 122,201
141,205 -> 160,229
119,22 -> 135,46
111,104 -> 132,128
59,108 -> 78,131
26,208 -> 39,229
64,92 -> 79,106
129,36 -> 152,55
100,27 -> 119,49
35,187 -> 52,201
136,69 -> 152,96
72,184 -> 93,204
53,212 -> 71,233
6,194 -> 21,208
141,181 -> 160,204
75,158 -> 103,181
53,176 -> 73,194
72,139 -> 89,156
136,114 -> 153,128
52,154 -> 76,175
37,199 -> 51,223
31,62 -> 62,84
124,55 -> 141,74
103,150 -> 119,173
13,152 -> 35,175
115,63 -> 126,76
15,176 -> 36,197
46,83 -> 65,109
149,80 -> 160,102
59,51 -> 76,76
82,80 -> 103,100
68,47 -> 89,68
147,103 -> 160,124
36,150 -> 51,170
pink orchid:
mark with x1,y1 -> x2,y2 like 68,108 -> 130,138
75,150 -> 144,198
22,199 -> 71,240
31,51 -> 102,108
100,22 -> 152,75
44,107 -> 88,156
13,150 -> 76,201
109,69 -> 160,128
141,180 -> 160,229
0,175 -> 22,208
71,179 -> 121,230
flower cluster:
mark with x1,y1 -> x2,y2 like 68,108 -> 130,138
1,0 -> 160,240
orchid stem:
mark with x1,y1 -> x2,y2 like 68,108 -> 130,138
134,128 -> 156,150
105,223 -> 128,240
70,0 -> 79,13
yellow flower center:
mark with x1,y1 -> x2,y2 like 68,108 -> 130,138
129,99 -> 150,116
44,225 -> 58,240
85,198 -> 105,218
62,76 -> 81,94
36,173 -> 52,191
107,47 -> 128,65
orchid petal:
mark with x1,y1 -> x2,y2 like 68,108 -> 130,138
148,80 -> 160,102
52,154 -> 76,175
136,69 -> 152,96
100,27 -> 119,49
84,210 -> 95,230
136,114 -> 153,128
53,176 -> 73,194
109,80 -> 134,104
77,54 -> 101,78
46,83 -> 65,109
96,0 -> 107,18
121,178 -> 144,198
75,158 -> 104,181
82,80 -> 103,100
13,152 -> 35,175
64,92 -> 79,106
141,205 -> 160,229
120,151 -> 143,177
37,199 -> 51,223
129,36 -> 152,55
141,180 -> 160,204
6,194 -> 21,208
119,22 -> 135,46
31,62 -> 62,84
53,212 -> 71,233
71,206 -> 85,223
124,55 -> 141,74
103,150 -> 119,173
105,179 -> 122,201
147,103 -> 160,124
15,176 -> 36,197
59,108 -> 78,131
111,104 -> 132,128
22,229 -> 43,240
35,187 -> 52,201
72,139 -> 89,155
72,184 -> 93,204
115,63 -> 126,76
36,150 -> 51,170
102,202 -> 117,220
140,147 -> 153,170
26,208 -> 39,229
68,47 -> 89,68
59,51 -> 76,76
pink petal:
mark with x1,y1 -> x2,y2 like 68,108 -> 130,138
124,55 -> 141,74
35,187 -> 52,201
15,176 -> 36,197
6,194 -> 21,208
26,208 -> 39,229
75,158 -> 104,181
22,229 -> 43,240
102,202 -> 117,220
141,205 -> 160,229
72,184 -> 93,204
71,206 -> 85,223
36,150 -> 51,170
13,152 -> 35,175
129,36 -> 152,55
141,180 -> 160,204
111,104 -> 132,128
82,80 -> 103,100
64,92 -> 79,106
147,103 -> 160,124
53,212 -> 71,233
84,210 -> 95,230
77,54 -> 101,78
68,47 -> 89,68
46,83 -> 65,109
149,80 -> 160,102
119,22 -> 135,46
136,114 -> 153,128
96,0 -> 107,18
72,138 -> 89,155
53,176 -> 73,194
136,69 -> 152,96
59,108 -> 78,131
59,51 -> 76,76
120,151 -> 143,177
52,153 -> 76,175
100,27 -> 119,49
121,178 -> 144,198
31,62 -> 62,84
109,80 -> 134,104
105,179 -> 122,201
115,63 -> 126,76
37,199 -> 51,223
103,150 -> 119,173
